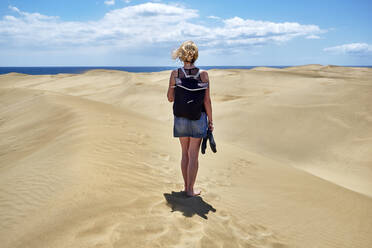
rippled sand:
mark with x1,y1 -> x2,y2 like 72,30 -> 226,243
1,65 -> 372,247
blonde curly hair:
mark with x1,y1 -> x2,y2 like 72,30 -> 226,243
172,40 -> 199,63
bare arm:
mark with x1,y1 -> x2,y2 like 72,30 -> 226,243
167,70 -> 177,102
201,71 -> 214,131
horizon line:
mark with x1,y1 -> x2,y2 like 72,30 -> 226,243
1,64 -> 372,67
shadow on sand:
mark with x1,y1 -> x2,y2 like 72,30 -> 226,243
163,191 -> 216,219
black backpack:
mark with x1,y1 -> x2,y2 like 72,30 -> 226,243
173,67 -> 209,120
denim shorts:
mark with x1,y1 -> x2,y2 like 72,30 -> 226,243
173,112 -> 208,138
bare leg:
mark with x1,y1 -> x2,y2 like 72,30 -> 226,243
186,137 -> 202,196
179,137 -> 190,192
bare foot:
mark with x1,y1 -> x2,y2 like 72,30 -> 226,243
186,189 -> 201,197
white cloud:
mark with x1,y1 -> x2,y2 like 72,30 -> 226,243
207,15 -> 220,20
7,5 -> 58,21
1,3 -> 324,52
104,0 -> 115,5
222,17 -> 321,38
123,0 -> 131,3
306,35 -> 320,39
324,43 -> 372,55
8,5 -> 21,13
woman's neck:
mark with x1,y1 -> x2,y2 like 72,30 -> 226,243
183,62 -> 195,69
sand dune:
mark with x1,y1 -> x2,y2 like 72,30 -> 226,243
0,65 -> 372,248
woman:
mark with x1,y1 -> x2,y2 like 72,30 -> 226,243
167,41 -> 214,197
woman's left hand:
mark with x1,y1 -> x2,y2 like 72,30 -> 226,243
208,121 -> 214,132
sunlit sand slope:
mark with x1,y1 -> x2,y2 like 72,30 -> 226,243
0,65 -> 371,248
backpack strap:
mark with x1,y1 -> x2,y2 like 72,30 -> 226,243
196,69 -> 206,79
181,67 -> 200,79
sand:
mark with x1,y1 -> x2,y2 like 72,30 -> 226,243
0,65 -> 371,248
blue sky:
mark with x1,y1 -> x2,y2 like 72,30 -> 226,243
0,0 -> 371,66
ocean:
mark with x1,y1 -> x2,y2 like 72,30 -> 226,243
0,66 -> 370,75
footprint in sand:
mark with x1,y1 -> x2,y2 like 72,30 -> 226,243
203,175 -> 231,187
127,131 -> 149,139
209,210 -> 289,248
121,132 -> 150,146
143,152 -> 174,173
263,89 -> 274,95
152,152 -> 170,161
204,192 -> 221,202
124,137 -> 146,146
125,151 -> 135,157
229,158 -> 254,175
76,221 -> 122,247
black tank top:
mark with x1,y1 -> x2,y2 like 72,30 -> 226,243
178,67 -> 206,113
